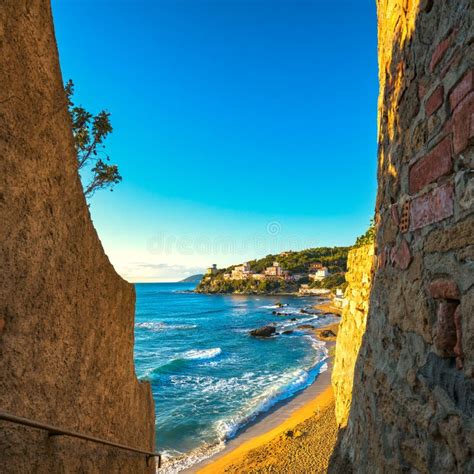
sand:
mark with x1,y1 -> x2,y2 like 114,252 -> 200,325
195,324 -> 339,474
197,387 -> 336,473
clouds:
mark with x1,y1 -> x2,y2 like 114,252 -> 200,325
116,261 -> 205,283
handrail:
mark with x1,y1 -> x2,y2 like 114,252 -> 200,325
0,411 -> 161,468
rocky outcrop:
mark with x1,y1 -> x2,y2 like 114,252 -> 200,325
0,2 -> 155,472
331,244 -> 374,428
250,326 -> 276,337
330,1 -> 473,472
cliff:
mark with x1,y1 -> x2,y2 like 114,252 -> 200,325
331,244 -> 374,428
0,2 -> 155,472
330,1 -> 473,472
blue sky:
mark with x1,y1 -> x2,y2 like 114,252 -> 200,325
52,0 -> 378,282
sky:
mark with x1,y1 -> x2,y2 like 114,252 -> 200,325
52,0 -> 378,282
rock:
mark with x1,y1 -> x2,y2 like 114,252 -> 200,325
320,329 -> 336,338
282,330 -> 294,335
291,318 -> 297,321
434,301 -> 458,357
249,326 -> 276,337
429,278 -> 460,300
298,324 -> 315,330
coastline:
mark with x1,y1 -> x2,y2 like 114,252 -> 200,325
183,325 -> 338,474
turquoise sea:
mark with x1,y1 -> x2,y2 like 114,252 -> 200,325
134,282 -> 335,472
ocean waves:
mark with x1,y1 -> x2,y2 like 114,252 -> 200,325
133,283 -> 333,473
140,348 -> 223,379
213,354 -> 328,442
135,321 -> 198,332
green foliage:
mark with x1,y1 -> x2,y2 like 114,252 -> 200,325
246,247 -> 350,274
310,272 -> 347,291
196,246 -> 350,294
354,219 -> 375,247
65,80 -> 122,199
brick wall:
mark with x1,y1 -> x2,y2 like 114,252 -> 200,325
330,1 -> 473,472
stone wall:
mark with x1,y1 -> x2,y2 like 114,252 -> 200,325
330,1 -> 473,472
332,244 -> 375,428
0,2 -> 156,472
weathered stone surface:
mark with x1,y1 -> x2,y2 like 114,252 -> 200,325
434,301 -> 459,357
424,217 -> 474,252
330,2 -> 473,473
409,136 -> 452,194
418,353 -> 474,417
454,305 -> 463,369
331,244 -> 374,428
410,182 -> 454,230
0,2 -> 155,472
391,238 -> 412,270
429,278 -> 460,300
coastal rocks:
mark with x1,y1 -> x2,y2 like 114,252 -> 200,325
249,326 -> 276,338
282,330 -> 294,335
298,324 -> 315,330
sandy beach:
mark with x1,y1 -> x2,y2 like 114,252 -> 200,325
188,322 -> 339,474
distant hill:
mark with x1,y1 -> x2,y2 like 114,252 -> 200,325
180,274 -> 204,283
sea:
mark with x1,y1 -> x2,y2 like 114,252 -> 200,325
134,282 -> 336,472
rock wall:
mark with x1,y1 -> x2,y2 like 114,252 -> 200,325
0,2 -> 156,472
330,1 -> 473,472
332,244 -> 375,428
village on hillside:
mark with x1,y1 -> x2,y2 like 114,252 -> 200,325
203,259 -> 345,299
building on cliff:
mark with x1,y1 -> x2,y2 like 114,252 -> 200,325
0,1 -> 156,472
330,1 -> 473,473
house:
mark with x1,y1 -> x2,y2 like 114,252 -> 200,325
309,266 -> 329,281
206,264 -> 218,275
309,262 -> 324,272
231,262 -> 253,280
264,261 -> 284,277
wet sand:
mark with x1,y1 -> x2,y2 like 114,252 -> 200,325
190,327 -> 338,473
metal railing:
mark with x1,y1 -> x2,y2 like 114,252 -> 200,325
0,411 -> 161,468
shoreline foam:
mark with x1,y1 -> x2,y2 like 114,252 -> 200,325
192,352 -> 335,473
174,327 -> 336,473
156,300 -> 339,474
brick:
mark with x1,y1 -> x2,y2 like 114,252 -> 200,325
434,301 -> 458,357
429,35 -> 452,72
410,182 -> 454,230
441,49 -> 462,79
452,92 -> 474,154
409,136 -> 452,194
449,70 -> 474,111
425,86 -> 444,116
429,278 -> 460,300
399,201 -> 410,233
